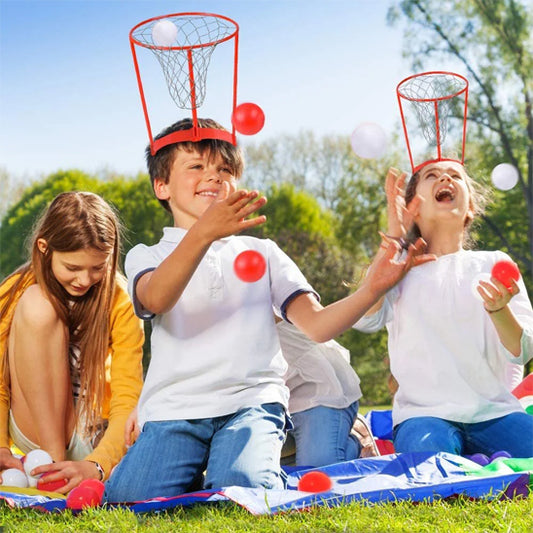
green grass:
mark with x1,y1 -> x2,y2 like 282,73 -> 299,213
1,494 -> 532,532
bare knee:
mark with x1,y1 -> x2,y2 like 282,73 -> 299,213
9,285 -> 68,368
12,285 -> 65,334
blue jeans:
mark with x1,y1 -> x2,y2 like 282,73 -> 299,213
290,401 -> 361,467
104,403 -> 287,502
394,413 -> 533,458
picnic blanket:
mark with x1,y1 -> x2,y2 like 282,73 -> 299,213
1,452 -> 531,515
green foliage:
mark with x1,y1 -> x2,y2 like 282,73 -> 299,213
244,183 -> 354,306
97,174 -> 172,267
258,182 -> 337,240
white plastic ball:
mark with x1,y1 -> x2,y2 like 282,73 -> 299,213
471,272 -> 492,302
23,449 -> 53,478
1,468 -> 29,488
491,163 -> 519,191
350,122 -> 388,159
151,19 -> 178,47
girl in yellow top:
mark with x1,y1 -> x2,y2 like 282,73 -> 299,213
0,191 -> 144,493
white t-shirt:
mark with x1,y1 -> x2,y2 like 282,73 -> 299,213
277,321 -> 362,414
125,227 -> 317,427
354,249 -> 533,427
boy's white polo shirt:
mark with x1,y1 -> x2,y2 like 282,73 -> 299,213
125,227 -> 318,427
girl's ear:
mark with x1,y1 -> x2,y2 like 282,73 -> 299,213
153,178 -> 170,201
36,238 -> 48,254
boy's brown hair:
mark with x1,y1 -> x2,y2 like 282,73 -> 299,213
146,118 -> 245,213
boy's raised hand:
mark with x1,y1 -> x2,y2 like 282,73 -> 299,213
198,181 -> 267,241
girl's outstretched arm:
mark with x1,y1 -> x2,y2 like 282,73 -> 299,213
286,239 -> 435,343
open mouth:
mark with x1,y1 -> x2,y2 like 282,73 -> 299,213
435,186 -> 455,202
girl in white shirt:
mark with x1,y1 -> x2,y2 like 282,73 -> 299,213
355,163 -> 533,458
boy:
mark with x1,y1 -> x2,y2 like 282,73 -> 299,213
104,118 -> 432,501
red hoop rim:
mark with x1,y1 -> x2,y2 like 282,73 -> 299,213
129,12 -> 239,51
397,71 -> 469,102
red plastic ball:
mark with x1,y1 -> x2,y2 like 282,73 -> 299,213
37,475 -> 68,492
78,478 -> 105,500
491,260 -> 520,289
232,103 -> 265,135
66,484 -> 102,510
233,250 -> 266,283
297,471 -> 332,493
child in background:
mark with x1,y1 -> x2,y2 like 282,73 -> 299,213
277,319 -> 363,466
104,118 -> 433,502
0,192 -> 144,493
354,164 -> 533,458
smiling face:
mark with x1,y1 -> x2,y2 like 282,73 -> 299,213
38,241 -> 110,297
154,148 -> 237,229
412,161 -> 474,227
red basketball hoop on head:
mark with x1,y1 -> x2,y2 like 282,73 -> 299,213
129,12 -> 239,154
397,71 -> 469,173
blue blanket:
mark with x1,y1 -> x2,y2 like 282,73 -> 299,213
1,452 -> 530,514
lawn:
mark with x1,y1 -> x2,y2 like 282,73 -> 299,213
1,493 -> 532,532
2,406 -> 531,532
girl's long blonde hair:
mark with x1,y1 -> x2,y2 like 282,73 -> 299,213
0,191 -> 120,436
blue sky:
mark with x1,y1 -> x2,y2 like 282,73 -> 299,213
0,0 -> 454,181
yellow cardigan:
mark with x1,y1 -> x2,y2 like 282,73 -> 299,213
0,272 -> 144,479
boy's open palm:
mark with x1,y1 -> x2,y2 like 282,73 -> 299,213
199,182 -> 267,240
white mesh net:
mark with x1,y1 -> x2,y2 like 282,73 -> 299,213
397,73 -> 467,147
131,14 -> 237,109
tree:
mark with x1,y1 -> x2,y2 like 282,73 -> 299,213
0,168 -> 28,224
244,132 -> 357,210
388,0 -> 533,293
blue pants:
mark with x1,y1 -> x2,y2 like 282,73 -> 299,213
394,412 -> 533,458
104,403 -> 287,502
290,401 -> 361,467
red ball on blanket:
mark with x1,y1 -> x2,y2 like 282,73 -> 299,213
66,479 -> 104,509
78,478 -> 105,500
297,471 -> 332,493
